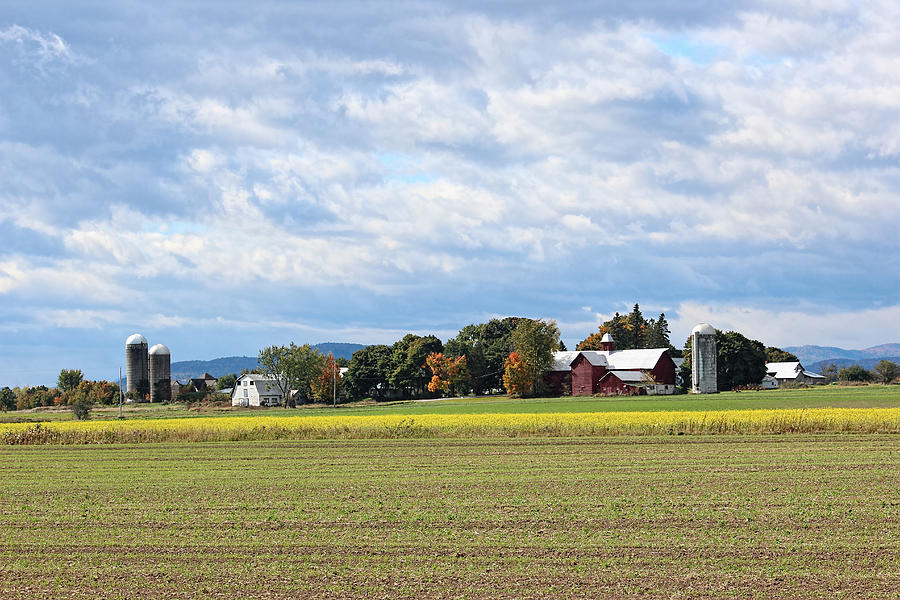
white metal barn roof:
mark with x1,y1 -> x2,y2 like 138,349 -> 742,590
551,348 -> 669,371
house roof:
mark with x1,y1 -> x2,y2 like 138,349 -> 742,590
237,373 -> 275,382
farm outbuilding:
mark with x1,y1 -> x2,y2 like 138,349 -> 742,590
766,362 -> 826,385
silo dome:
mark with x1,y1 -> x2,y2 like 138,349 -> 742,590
126,333 -> 148,345
691,323 -> 716,336
149,344 -> 170,355
600,332 -> 614,343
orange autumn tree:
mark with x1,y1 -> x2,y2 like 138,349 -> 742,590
502,352 -> 533,398
312,354 -> 342,403
425,352 -> 468,394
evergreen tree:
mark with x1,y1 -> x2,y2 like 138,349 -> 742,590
625,304 -> 646,349
645,312 -> 671,349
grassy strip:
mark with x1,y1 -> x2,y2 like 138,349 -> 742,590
3,407 -> 900,444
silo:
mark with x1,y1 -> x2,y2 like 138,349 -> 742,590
691,323 -> 718,394
149,344 -> 171,404
125,333 -> 150,399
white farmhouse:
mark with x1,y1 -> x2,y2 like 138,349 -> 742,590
231,373 -> 285,407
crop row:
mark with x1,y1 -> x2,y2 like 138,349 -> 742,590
2,407 -> 900,444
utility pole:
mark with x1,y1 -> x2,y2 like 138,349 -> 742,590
118,366 -> 124,419
332,358 -> 337,408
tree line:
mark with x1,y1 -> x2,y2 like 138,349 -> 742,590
0,369 -> 120,419
255,317 -> 565,403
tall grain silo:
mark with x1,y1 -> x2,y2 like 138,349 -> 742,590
125,333 -> 150,399
691,323 -> 718,394
149,344 -> 171,404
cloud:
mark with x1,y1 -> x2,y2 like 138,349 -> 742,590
2,3 -> 900,384
0,25 -> 73,67
669,302 -> 900,349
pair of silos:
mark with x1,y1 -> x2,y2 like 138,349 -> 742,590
125,333 -> 171,403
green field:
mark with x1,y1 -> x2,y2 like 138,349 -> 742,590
2,436 -> 899,598
5,384 -> 900,424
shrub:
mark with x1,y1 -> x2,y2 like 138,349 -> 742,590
70,398 -> 92,420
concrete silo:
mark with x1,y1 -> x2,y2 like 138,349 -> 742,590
691,323 -> 718,394
125,333 -> 150,399
149,344 -> 171,404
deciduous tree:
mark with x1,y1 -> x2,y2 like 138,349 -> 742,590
502,352 -> 532,398
445,318 -> 521,394
766,347 -> 799,363
389,334 -> 443,397
509,318 -> 560,396
258,343 -> 325,407
216,373 -> 237,390
425,352 -> 469,395
838,364 -> 874,382
344,345 -> 393,400
57,369 -> 83,393
875,360 -> 900,384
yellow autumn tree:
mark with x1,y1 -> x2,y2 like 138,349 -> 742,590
502,352 -> 533,398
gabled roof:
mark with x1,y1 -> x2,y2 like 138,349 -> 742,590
766,362 -> 825,380
553,348 -> 670,371
237,373 -> 276,382
766,362 -> 803,378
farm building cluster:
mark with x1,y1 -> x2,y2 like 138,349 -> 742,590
545,324 -> 718,396
548,334 -> 677,396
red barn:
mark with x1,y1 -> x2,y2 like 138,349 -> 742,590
555,334 -> 676,396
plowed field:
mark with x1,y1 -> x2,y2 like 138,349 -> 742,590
2,436 -> 899,598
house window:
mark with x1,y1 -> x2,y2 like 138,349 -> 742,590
250,381 -> 255,386
243,389 -> 248,398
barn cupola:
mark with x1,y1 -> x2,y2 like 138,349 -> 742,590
600,332 -> 615,352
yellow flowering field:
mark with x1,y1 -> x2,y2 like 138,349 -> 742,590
3,407 -> 900,444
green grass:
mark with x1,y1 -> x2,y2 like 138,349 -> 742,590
4,384 -> 900,424
2,436 -> 899,598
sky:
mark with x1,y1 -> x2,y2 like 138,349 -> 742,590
2,1 -> 900,386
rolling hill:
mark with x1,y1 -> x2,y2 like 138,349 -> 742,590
170,343 -> 366,381
785,343 -> 900,373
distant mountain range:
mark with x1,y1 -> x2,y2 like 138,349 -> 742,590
784,343 -> 900,374
170,343 -> 366,381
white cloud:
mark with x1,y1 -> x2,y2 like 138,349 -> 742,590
4,3 -> 900,384
0,24 -> 73,66
670,302 -> 900,348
